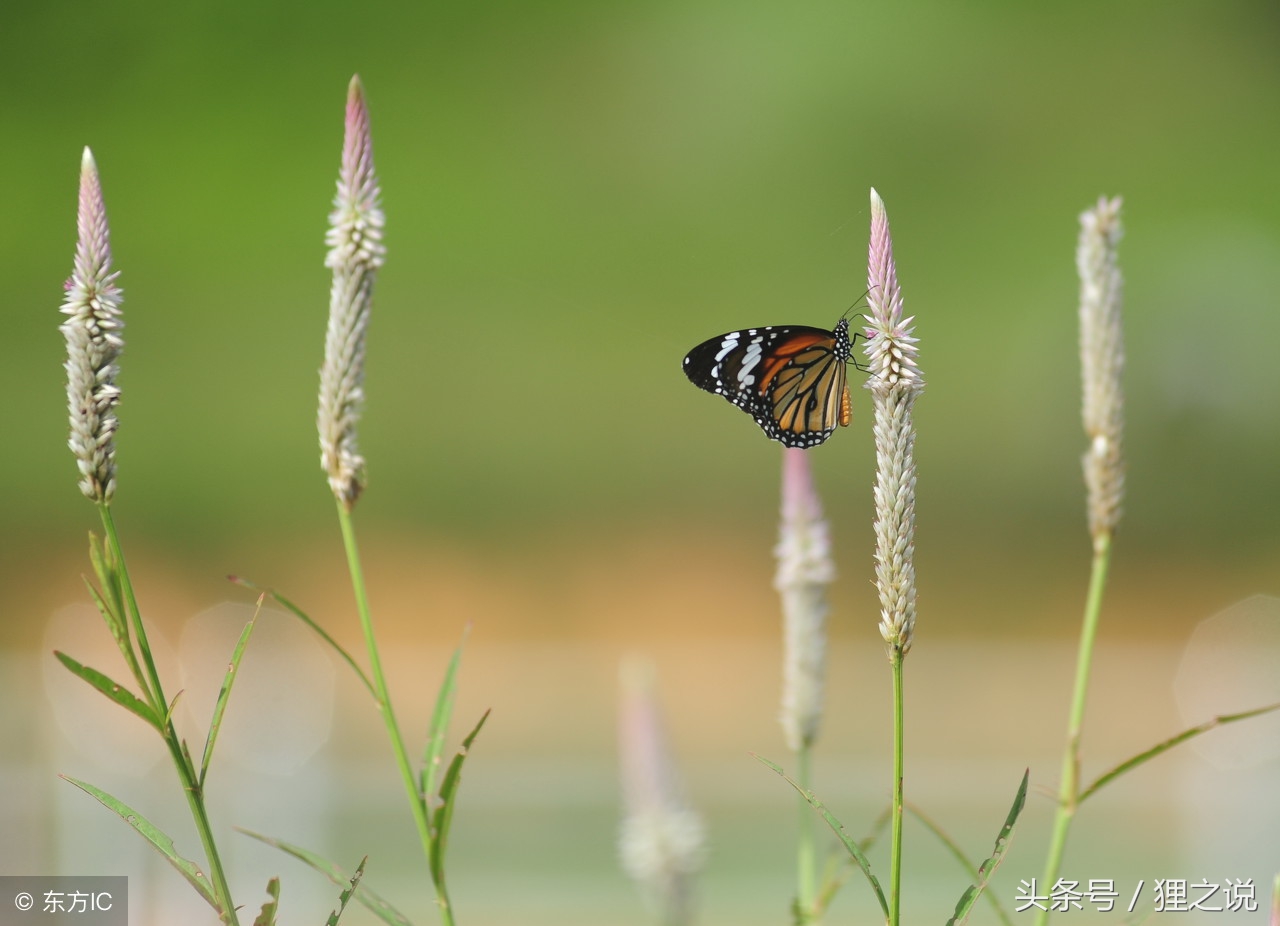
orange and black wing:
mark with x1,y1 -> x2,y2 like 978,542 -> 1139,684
682,318 -> 855,448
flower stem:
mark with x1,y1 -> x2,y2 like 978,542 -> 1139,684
98,504 -> 240,926
335,501 -> 455,925
888,643 -> 905,926
795,742 -> 816,921
99,506 -> 160,707
1037,530 -> 1112,926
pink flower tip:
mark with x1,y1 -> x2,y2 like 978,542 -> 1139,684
346,75 -> 368,127
781,447 -> 822,525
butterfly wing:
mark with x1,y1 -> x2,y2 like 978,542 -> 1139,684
682,320 -> 853,448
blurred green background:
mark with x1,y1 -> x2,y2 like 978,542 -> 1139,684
3,1 -> 1280,924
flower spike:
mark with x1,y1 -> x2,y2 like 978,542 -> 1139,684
318,75 -> 385,507
61,147 -> 124,504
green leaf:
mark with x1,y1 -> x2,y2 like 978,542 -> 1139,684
86,532 -> 131,655
166,690 -> 185,730
60,774 -> 219,912
87,531 -> 127,632
755,754 -> 890,921
82,531 -> 146,694
945,770 -> 1029,926
237,829 -> 413,926
1080,702 -> 1280,803
421,626 -> 470,802
907,802 -> 1014,926
251,877 -> 280,926
180,738 -> 198,783
429,709 -> 490,892
54,651 -> 161,731
228,576 -> 375,697
200,598 -> 263,788
325,857 -> 367,926
83,576 -> 127,650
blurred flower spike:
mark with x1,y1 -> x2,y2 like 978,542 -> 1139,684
318,74 -> 385,508
1077,196 -> 1125,549
618,657 -> 706,926
864,188 -> 923,653
61,147 -> 124,504
776,447 -> 835,752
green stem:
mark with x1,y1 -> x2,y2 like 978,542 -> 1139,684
1036,531 -> 1112,926
336,502 -> 455,926
99,506 -> 161,709
795,742 -> 816,922
98,505 -> 240,926
889,644 -> 904,926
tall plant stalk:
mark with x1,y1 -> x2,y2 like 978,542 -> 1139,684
316,76 -> 461,925
336,503 -> 453,920
617,658 -> 706,926
102,506 -> 240,919
60,147 -> 240,924
776,447 -> 835,922
1038,533 -> 1111,913
795,745 -> 816,915
863,188 -> 924,926
1037,197 -> 1125,925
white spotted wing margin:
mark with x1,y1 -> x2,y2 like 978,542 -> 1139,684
682,320 -> 854,448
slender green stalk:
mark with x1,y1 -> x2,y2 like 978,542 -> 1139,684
1036,532 -> 1111,926
99,504 -> 240,926
863,189 -> 921,926
1040,197 -> 1125,924
62,147 -> 237,924
99,507 -> 160,707
795,743 -> 816,920
335,502 -> 454,925
888,644 -> 905,926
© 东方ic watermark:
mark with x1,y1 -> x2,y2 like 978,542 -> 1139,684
2,875 -> 126,924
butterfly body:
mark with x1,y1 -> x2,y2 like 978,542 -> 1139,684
682,318 -> 860,448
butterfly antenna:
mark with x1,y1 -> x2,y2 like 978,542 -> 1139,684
840,293 -> 874,374
839,287 -> 875,324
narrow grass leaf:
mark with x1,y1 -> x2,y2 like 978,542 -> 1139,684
180,738 -> 198,782
165,691 -> 184,729
945,770 -> 1029,926
325,856 -> 367,926
83,574 -> 126,646
54,651 -> 160,731
237,829 -> 413,926
1080,703 -> 1280,802
421,627 -> 469,802
251,877 -> 280,926
755,755 -> 890,920
88,531 -> 126,626
84,538 -> 140,684
199,597 -> 263,788
80,578 -> 149,700
228,576 -> 374,696
907,802 -> 1014,926
430,709 -> 490,892
60,774 -> 218,910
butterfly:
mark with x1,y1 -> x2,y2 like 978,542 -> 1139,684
682,317 -> 868,448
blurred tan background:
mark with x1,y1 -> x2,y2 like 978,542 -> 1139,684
3,1 -> 1279,923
